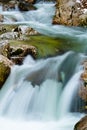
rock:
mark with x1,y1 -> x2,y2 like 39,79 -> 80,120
24,27 -> 39,35
0,40 -> 10,58
0,0 -> 16,11
17,0 -> 36,4
0,32 -> 20,40
0,0 -> 11,3
0,27 -> 6,33
0,54 -> 13,88
78,86 -> 87,101
78,60 -> 87,101
74,115 -> 87,130
12,26 -> 39,36
53,0 -> 87,26
17,0 -> 36,11
10,45 -> 37,64
0,14 -> 4,22
11,56 -> 24,65
7,0 -> 16,10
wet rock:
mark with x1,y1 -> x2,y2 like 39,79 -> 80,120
11,56 -> 24,65
17,0 -> 36,11
0,32 -> 21,40
79,60 -> 87,102
17,0 -> 36,4
0,40 -> 10,58
24,27 -> 39,35
53,0 -> 87,26
0,0 -> 16,11
0,14 -> 4,22
7,0 -> 16,10
74,115 -> 87,130
0,27 -> 6,33
0,54 -> 13,88
10,45 -> 37,64
13,26 -> 39,36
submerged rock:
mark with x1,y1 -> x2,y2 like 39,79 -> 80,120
74,115 -> 87,130
0,54 -> 13,88
53,0 -> 87,26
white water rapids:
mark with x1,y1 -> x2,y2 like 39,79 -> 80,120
0,1 -> 87,130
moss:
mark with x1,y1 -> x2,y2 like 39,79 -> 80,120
9,35 -> 87,58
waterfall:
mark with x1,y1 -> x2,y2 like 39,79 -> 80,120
58,71 -> 83,118
0,1 -> 87,130
0,52 -> 86,125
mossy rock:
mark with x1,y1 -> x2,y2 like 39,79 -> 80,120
10,35 -> 87,59
0,40 -> 10,58
0,55 -> 13,88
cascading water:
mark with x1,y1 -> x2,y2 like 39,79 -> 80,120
0,1 -> 87,130
0,51 -> 86,130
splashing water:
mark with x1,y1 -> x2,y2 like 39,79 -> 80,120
0,51 -> 86,130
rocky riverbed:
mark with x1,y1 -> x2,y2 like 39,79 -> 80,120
0,1 -> 87,130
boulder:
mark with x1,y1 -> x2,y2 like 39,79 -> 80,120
53,0 -> 87,26
0,54 -> 13,88
74,115 -> 87,130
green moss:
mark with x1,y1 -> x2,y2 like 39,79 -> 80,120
9,35 -> 86,58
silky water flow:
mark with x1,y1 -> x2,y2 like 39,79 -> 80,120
0,1 -> 87,130
0,51 -> 86,130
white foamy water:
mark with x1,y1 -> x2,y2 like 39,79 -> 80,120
0,52 -> 86,130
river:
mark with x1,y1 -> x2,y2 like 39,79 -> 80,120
0,1 -> 87,130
